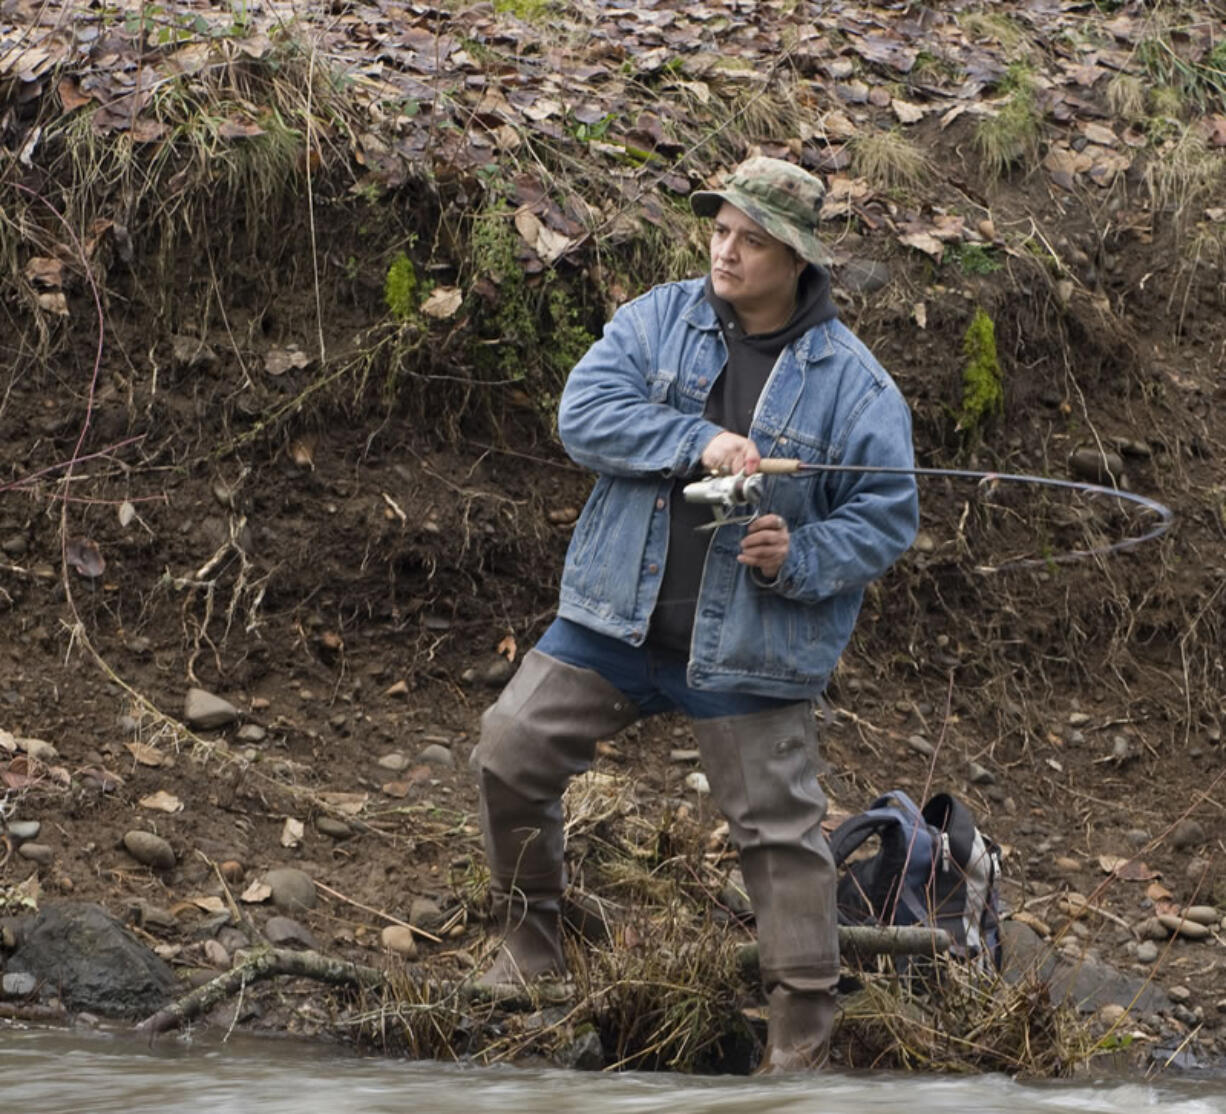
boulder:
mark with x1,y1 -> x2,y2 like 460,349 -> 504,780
5,903 -> 178,1017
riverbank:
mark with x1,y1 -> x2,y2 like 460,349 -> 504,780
1,0 -> 1224,1076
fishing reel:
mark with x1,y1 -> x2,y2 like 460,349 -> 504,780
682,470 -> 766,531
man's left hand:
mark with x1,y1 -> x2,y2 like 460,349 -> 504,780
738,515 -> 790,580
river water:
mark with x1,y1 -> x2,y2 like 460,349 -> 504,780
3,1029 -> 1226,1114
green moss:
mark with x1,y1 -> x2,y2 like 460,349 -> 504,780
383,252 -> 419,321
492,0 -> 555,19
944,242 -> 1001,275
958,308 -> 1004,433
466,207 -> 596,415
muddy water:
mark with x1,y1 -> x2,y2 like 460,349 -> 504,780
2,1029 -> 1225,1114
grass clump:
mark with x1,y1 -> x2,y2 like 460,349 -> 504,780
974,63 -> 1041,180
850,129 -> 931,190
1144,125 -> 1223,217
1105,73 -> 1146,122
957,307 -> 1004,435
958,11 -> 1031,55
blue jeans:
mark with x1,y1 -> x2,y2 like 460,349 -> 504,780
535,618 -> 801,721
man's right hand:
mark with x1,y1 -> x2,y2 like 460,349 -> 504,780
701,431 -> 761,476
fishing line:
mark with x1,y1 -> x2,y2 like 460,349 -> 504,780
688,461 -> 1174,574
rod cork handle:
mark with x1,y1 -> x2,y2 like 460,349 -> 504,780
755,458 -> 803,475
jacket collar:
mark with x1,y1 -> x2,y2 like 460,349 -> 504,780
681,276 -> 836,364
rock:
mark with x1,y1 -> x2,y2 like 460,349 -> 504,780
5,820 -> 40,843
1137,917 -> 1170,941
133,901 -> 177,932
17,842 -> 53,865
1170,818 -> 1206,850
481,658 -> 514,687
968,761 -> 995,785
380,925 -> 417,957
685,771 -> 710,795
236,724 -> 266,743
1053,856 -> 1081,873
123,831 -> 176,871
906,734 -> 934,757
265,867 -> 317,911
377,752 -> 410,772
183,688 -> 239,730
1067,711 -> 1092,727
669,748 -> 700,763
316,816 -> 353,839
912,531 -> 936,554
1168,985 -> 1192,1003
220,860 -> 245,884
1157,912 -> 1212,939
2,972 -> 37,998
839,258 -> 891,294
1068,447 -> 1126,485
1000,920 -> 1168,1014
5,903 -> 177,1016
1124,828 -> 1150,848
1135,941 -> 1159,963
556,1024 -> 604,1070
203,939 -> 231,968
1182,905 -> 1220,926
719,869 -> 752,918
418,743 -> 454,767
264,916 -> 319,950
409,897 -> 444,931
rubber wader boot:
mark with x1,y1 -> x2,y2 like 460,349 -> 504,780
473,650 -> 637,991
690,703 -> 840,1072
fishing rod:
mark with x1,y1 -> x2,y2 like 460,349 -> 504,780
682,458 -> 1174,574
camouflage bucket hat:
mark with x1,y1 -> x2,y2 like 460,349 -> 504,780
691,156 -> 831,266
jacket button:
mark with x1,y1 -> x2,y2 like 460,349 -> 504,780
648,563 -> 659,574
697,376 -> 708,387
655,498 -> 665,510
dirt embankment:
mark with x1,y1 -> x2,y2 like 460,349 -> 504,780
1,0 -> 1225,1075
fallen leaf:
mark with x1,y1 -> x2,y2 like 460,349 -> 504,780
140,789 -> 183,813
36,291 -> 69,316
77,766 -> 124,791
280,816 -> 304,848
314,791 -> 367,816
497,634 -> 517,663
913,302 -> 927,329
289,438 -> 315,469
126,741 -> 164,767
382,780 -> 412,798
0,729 -> 16,753
1146,880 -> 1172,901
240,880 -> 273,903
118,500 -> 136,527
420,285 -> 463,319
66,537 -> 105,579
24,256 -> 64,288
265,345 -> 309,376
171,895 -> 227,916
218,117 -> 265,139
898,230 -> 944,260
385,679 -> 409,697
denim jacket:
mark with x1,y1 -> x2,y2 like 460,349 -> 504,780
556,277 -> 919,700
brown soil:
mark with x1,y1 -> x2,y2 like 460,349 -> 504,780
2,0 -> 1225,1075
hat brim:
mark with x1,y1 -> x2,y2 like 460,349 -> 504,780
690,187 -> 832,266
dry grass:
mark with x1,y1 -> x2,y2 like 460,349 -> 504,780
1106,74 -> 1147,122
850,129 -> 931,191
1144,125 -> 1223,215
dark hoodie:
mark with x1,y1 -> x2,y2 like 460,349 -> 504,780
646,263 -> 839,657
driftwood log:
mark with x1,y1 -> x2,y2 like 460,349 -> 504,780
737,925 -> 952,980
136,947 -> 388,1037
136,925 -> 953,1038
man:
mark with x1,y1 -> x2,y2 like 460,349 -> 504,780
472,157 -> 919,1071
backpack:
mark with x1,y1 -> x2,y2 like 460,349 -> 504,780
829,789 -> 1003,973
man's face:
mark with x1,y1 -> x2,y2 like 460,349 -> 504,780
708,202 -> 804,321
